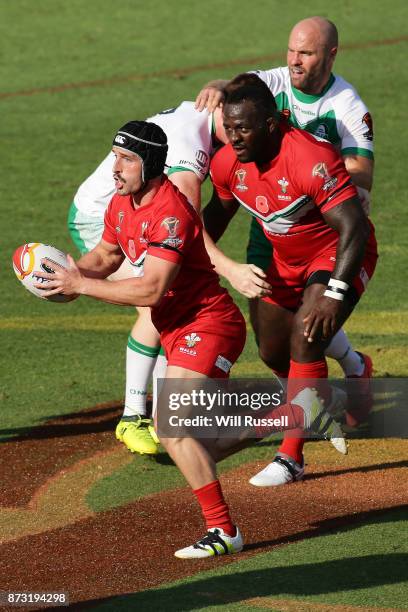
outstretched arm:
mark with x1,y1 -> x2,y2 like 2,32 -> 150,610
202,189 -> 272,298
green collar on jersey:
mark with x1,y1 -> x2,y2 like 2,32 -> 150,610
291,73 -> 335,104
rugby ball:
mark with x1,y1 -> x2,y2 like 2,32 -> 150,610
12,242 -> 70,303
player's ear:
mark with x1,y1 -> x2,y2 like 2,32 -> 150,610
329,46 -> 338,64
266,115 -> 278,134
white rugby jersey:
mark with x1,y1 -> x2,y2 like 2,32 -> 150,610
74,102 -> 214,217
253,67 -> 374,159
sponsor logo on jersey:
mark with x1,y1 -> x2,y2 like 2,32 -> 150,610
114,135 -> 127,145
315,124 -> 328,139
196,149 -> 209,169
159,107 -> 176,114
215,355 -> 232,373
179,332 -> 201,356
322,176 -> 338,191
140,221 -> 149,243
255,195 -> 269,214
161,216 -> 183,248
235,169 -> 248,191
128,239 -> 136,259
179,159 -> 206,174
362,112 -> 373,141
293,104 -> 316,117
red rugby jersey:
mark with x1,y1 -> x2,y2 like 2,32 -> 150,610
102,177 -> 237,333
210,123 -> 359,265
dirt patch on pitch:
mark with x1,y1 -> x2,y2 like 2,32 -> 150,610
0,407 -> 407,608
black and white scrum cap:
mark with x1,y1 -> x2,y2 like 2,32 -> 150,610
112,120 -> 168,181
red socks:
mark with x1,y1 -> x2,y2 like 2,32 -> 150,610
193,480 -> 235,536
279,359 -> 329,463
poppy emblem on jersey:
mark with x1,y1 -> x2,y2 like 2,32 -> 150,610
278,177 -> 289,193
312,162 -> 330,179
161,216 -> 182,248
255,195 -> 269,214
362,112 -> 373,141
128,239 -> 136,259
196,149 -> 209,169
280,109 -> 291,121
185,333 -> 201,347
235,169 -> 248,191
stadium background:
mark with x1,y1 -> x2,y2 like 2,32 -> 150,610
1,1 -> 407,609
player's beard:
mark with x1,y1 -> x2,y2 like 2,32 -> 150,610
114,174 -> 128,195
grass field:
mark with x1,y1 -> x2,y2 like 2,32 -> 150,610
1,1 -> 408,609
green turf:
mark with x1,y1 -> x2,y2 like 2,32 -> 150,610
87,439 -> 280,512
88,506 -> 408,611
1,1 -> 408,607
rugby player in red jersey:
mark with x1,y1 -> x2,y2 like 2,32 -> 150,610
203,74 -> 378,487
34,120 -> 345,559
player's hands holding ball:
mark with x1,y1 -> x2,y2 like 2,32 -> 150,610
34,254 -> 81,301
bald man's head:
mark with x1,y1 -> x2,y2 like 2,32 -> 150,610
287,16 -> 338,94
291,17 -> 338,51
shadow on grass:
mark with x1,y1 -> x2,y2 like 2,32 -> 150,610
0,401 -> 125,442
302,459 -> 408,482
79,506 -> 408,612
70,506 -> 408,611
94,556 -> 407,611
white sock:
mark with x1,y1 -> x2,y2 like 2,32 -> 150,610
123,336 -> 160,417
325,329 -> 364,376
151,351 -> 168,418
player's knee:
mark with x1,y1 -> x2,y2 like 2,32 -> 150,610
290,318 -> 318,361
258,343 -> 288,374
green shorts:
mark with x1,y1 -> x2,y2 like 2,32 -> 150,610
67,202 -> 105,255
246,217 -> 273,270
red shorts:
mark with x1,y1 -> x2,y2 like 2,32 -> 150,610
160,308 -> 246,378
263,227 -> 378,311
